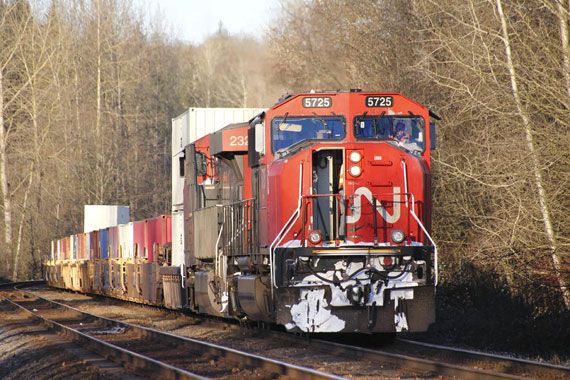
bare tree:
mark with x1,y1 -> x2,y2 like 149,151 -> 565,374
495,0 -> 569,308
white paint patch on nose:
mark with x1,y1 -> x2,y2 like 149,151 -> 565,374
285,288 -> 346,332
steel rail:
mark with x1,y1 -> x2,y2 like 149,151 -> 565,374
397,338 -> 570,374
8,284 -> 341,380
0,280 -> 46,288
296,336 -> 525,380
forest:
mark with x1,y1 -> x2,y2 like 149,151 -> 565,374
0,0 -> 568,355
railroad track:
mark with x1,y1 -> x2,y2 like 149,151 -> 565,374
393,338 -> 570,379
304,335 -> 570,380
0,281 -> 340,379
7,282 -> 570,379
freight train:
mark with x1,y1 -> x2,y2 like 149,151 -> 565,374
45,90 -> 438,333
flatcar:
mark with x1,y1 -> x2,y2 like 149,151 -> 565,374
45,90 -> 438,334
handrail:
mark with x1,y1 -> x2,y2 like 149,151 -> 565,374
218,198 -> 256,256
269,163 -> 303,296
300,192 -> 412,245
402,160 -> 438,286
299,193 -> 345,244
408,194 -> 438,285
214,222 -> 224,279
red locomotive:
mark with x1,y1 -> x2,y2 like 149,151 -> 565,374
46,90 -> 438,334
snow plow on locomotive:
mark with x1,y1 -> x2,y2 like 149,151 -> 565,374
45,90 -> 438,334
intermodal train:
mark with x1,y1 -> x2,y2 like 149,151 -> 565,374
45,90 -> 439,334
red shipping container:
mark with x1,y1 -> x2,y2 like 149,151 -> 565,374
144,218 -> 157,262
144,215 -> 172,262
133,220 -> 145,259
62,237 -> 69,260
108,226 -> 119,258
90,230 -> 99,259
77,233 -> 86,260
165,215 -> 172,244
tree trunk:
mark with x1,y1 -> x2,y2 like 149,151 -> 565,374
12,163 -> 34,280
96,0 -> 104,203
558,0 -> 570,108
496,0 -> 570,309
0,69 -> 13,274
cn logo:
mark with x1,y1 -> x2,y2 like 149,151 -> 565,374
346,187 -> 401,224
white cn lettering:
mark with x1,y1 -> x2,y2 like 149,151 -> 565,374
346,187 -> 401,224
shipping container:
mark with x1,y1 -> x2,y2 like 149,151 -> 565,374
108,226 -> 119,258
84,205 -> 130,233
77,233 -> 86,260
133,220 -> 145,259
54,240 -> 59,261
89,230 -> 99,259
144,215 -> 172,262
171,210 -> 185,266
85,232 -> 91,260
166,215 -> 172,243
99,228 -> 109,259
62,237 -> 69,260
118,222 -> 134,259
71,235 -> 78,260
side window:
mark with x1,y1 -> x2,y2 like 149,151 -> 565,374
196,152 -> 207,176
430,122 -> 437,150
178,152 -> 185,177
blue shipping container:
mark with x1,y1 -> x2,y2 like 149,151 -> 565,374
99,229 -> 109,259
71,235 -> 78,260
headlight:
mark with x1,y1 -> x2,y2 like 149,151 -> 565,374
349,151 -> 362,163
391,229 -> 405,243
308,230 -> 323,244
382,256 -> 394,266
349,165 -> 362,177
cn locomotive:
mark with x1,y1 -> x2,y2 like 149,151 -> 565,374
45,90 -> 438,333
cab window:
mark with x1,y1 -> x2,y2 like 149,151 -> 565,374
271,116 -> 345,153
354,115 -> 425,154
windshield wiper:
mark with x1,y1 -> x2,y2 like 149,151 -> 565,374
276,139 -> 312,158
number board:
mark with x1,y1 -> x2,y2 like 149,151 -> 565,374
302,96 -> 332,108
365,96 -> 393,107
222,129 -> 249,151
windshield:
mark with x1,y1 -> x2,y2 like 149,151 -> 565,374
354,115 -> 425,153
271,116 -> 345,152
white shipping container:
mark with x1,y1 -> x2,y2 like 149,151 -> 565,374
84,205 -> 130,233
171,210 -> 185,267
118,222 -> 134,259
